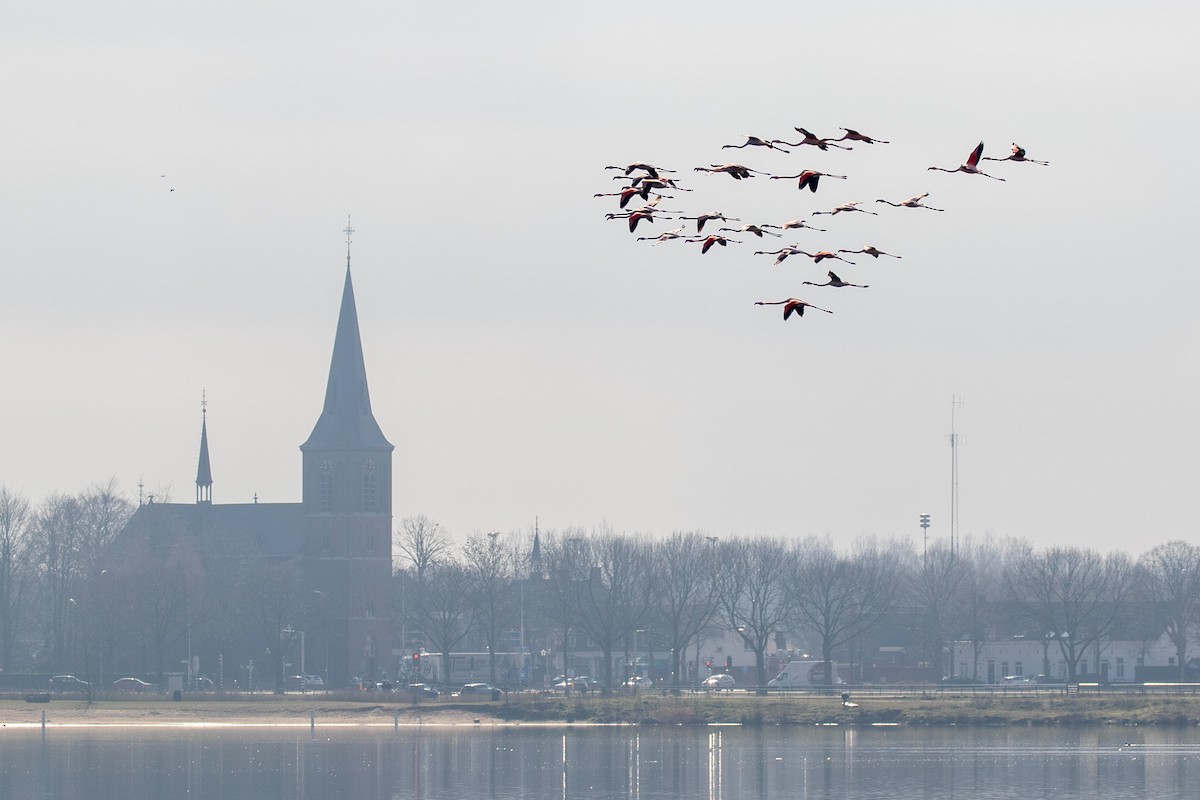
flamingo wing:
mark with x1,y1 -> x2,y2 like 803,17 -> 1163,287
967,142 -> 985,168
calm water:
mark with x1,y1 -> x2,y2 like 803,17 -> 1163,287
2,724 -> 1198,799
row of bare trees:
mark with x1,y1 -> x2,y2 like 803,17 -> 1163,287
394,516 -> 1200,690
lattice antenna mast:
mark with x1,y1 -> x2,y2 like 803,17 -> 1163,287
949,396 -> 964,556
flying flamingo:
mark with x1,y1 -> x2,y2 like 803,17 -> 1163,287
718,224 -> 781,238
680,212 -> 738,233
754,298 -> 833,320
593,187 -> 668,209
799,249 -> 856,265
769,170 -> 847,193
779,219 -> 826,232
753,245 -> 806,265
803,270 -> 868,288
928,142 -> 1006,181
812,202 -> 878,216
829,128 -> 889,145
685,235 -> 740,254
838,245 -> 901,259
604,162 -> 675,178
619,175 -> 692,192
777,127 -> 852,151
637,225 -> 687,244
693,163 -> 766,180
983,143 -> 1049,165
876,192 -> 944,211
722,135 -> 790,153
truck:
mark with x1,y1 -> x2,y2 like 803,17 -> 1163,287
766,660 -> 843,689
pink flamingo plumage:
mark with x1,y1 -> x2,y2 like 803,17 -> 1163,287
777,127 -> 852,151
769,170 -> 847,193
722,135 -> 790,153
829,127 -> 889,145
982,143 -> 1049,165
838,245 -> 901,259
928,142 -> 1006,181
693,163 -> 767,180
686,235 -> 740,254
754,298 -> 833,320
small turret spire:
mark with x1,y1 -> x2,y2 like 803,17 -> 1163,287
196,390 -> 213,504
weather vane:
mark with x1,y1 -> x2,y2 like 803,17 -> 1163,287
344,215 -> 354,267
201,387 -> 207,417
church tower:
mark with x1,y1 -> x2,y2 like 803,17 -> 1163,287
300,221 -> 394,686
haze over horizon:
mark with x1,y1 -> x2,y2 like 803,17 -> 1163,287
3,2 -> 1197,554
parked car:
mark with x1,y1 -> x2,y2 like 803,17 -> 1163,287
624,676 -> 653,689
49,675 -> 90,692
999,675 -> 1031,685
285,674 -> 324,692
457,682 -> 501,698
553,676 -> 595,692
702,673 -> 736,691
407,683 -> 440,699
112,677 -> 153,692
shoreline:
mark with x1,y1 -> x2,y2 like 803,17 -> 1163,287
5,692 -> 1200,729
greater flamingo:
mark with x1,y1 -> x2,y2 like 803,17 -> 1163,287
803,270 -> 868,288
754,298 -> 833,320
779,219 -> 826,232
718,224 -> 782,238
680,212 -> 738,233
777,127 -> 852,151
928,142 -> 1006,181
685,235 -> 740,254
604,162 -> 675,178
722,135 -> 790,153
637,225 -> 687,244
812,202 -> 878,216
876,192 -> 944,211
829,128 -> 890,145
838,245 -> 901,259
769,170 -> 847,193
983,143 -> 1049,165
693,163 -> 766,180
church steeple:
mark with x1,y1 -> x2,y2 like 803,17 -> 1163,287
195,392 -> 213,504
301,219 -> 392,452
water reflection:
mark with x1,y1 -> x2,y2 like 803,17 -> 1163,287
2,725 -> 1199,799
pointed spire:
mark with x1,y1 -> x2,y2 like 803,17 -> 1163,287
302,222 -> 392,452
196,391 -> 213,504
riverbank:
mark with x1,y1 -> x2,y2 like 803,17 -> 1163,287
5,691 -> 1200,728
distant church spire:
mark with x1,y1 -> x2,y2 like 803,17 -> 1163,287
196,390 -> 213,504
301,221 -> 393,452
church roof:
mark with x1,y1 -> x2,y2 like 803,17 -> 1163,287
196,412 -> 213,488
121,501 -> 305,559
301,265 -> 392,452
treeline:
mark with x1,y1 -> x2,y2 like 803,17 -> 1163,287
395,517 -> 1200,691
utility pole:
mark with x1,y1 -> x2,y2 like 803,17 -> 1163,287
949,396 -> 963,557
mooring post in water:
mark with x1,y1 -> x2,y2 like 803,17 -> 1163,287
394,710 -> 399,732
41,710 -> 46,738
309,709 -> 315,735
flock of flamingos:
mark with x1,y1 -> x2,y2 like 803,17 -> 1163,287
597,127 -> 1049,322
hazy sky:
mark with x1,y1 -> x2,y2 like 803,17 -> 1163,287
3,2 -> 1197,554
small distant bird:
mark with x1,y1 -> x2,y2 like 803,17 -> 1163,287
838,245 -> 901,259
722,135 -> 790,153
693,163 -> 766,180
812,202 -> 877,216
604,162 -> 675,178
754,298 -> 833,320
803,270 -> 868,288
779,219 -> 826,232
928,142 -> 1006,181
983,143 -> 1049,165
829,128 -> 889,145
680,212 -> 738,233
685,235 -> 740,254
778,127 -> 852,151
769,170 -> 847,193
718,224 -> 781,238
876,192 -> 944,211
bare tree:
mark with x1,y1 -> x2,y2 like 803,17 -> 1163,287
789,537 -> 902,690
909,540 -> 970,679
1006,546 -> 1136,681
570,529 -> 657,694
648,532 -> 719,691
408,559 -> 473,684
538,530 -> 590,684
0,487 -> 33,671
715,537 -> 793,694
394,515 -> 450,582
32,493 -> 86,670
1139,540 -> 1200,681
462,532 -> 518,685
243,558 -> 305,692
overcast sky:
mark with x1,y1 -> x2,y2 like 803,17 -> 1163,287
3,2 -> 1197,554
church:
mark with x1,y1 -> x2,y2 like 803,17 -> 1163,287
117,238 -> 394,689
